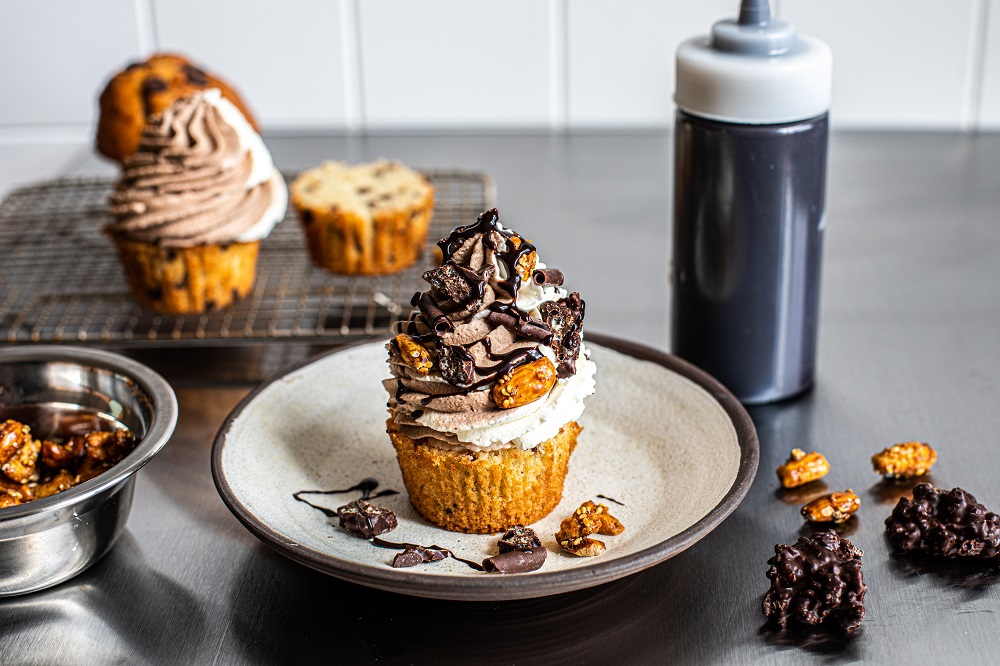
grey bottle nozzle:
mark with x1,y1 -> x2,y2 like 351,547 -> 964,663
712,0 -> 796,56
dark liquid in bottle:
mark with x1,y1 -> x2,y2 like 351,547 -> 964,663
0,403 -> 128,441
672,110 -> 827,404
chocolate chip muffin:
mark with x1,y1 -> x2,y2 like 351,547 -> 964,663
290,161 -> 435,275
96,53 -> 258,163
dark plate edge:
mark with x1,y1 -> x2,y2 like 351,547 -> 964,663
211,332 -> 759,601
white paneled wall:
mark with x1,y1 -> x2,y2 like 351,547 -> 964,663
1,0 -> 998,139
154,0 -> 348,128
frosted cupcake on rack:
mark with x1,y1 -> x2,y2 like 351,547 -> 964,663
384,209 -> 596,533
106,89 -> 287,314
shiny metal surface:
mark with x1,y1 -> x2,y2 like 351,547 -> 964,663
0,346 -> 178,596
0,132 -> 999,664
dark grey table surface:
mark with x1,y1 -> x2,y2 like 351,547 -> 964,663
1,131 -> 999,664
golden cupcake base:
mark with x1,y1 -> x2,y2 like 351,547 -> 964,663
299,198 -> 434,275
387,419 -> 581,534
110,237 -> 260,314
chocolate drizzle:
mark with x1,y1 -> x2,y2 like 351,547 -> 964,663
373,537 -> 484,571
437,208 -> 539,298
387,207 -> 591,440
292,478 -> 485,572
597,494 -> 626,507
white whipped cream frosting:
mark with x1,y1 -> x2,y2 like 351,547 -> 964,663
204,89 -> 288,242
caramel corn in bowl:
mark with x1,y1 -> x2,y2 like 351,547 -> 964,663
384,209 -> 596,534
0,346 -> 177,596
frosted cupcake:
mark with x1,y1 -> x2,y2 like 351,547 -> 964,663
107,89 -> 287,314
384,209 -> 596,533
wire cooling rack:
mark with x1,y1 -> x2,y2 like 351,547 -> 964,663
0,170 -> 496,346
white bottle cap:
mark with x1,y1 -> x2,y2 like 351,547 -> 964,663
675,1 -> 832,124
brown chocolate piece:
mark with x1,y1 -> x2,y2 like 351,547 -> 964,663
422,263 -> 494,308
485,308 -> 553,345
540,292 -> 585,378
336,499 -> 398,539
437,343 -> 476,388
763,530 -> 866,632
532,268 -> 564,286
483,547 -> 546,574
411,292 -> 453,335
392,545 -> 447,568
885,483 -> 1000,560
498,524 -> 542,553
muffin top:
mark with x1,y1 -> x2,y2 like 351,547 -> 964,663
290,161 -> 433,222
96,52 -> 258,162
107,89 -> 287,248
383,208 -> 596,451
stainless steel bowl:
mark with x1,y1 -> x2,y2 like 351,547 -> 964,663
0,346 -> 177,596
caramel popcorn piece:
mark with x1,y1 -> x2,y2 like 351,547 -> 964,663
393,334 -> 434,375
871,441 -> 937,479
776,448 -> 830,488
801,490 -> 861,524
556,500 -> 625,557
560,536 -> 606,557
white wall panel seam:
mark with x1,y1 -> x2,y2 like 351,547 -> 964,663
967,0 -> 992,130
340,0 -> 365,132
549,0 -> 568,130
134,0 -> 158,56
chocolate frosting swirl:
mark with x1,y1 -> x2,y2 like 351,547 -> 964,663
107,91 -> 283,247
384,209 -> 592,450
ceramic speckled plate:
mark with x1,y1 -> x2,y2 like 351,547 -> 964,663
212,334 -> 758,600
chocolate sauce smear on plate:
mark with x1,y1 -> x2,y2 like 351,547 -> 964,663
292,478 -> 485,571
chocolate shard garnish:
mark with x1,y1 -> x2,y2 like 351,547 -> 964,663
336,499 -> 398,539
437,343 -> 476,388
411,292 -> 453,335
392,545 -> 447,568
423,264 -> 472,302
483,547 -> 547,574
484,526 -> 546,574
423,263 -> 494,308
486,308 -> 553,345
498,525 -> 543,553
540,292 -> 585,378
532,268 -> 564,286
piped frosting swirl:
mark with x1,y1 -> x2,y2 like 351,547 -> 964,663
384,209 -> 595,451
107,89 -> 286,248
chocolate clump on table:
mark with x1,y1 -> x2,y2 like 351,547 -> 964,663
885,483 -> 1000,561
763,530 -> 867,632
483,525 -> 547,574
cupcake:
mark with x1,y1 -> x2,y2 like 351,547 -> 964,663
107,89 -> 287,314
383,208 -> 596,533
97,53 -> 258,163
289,160 -> 434,275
